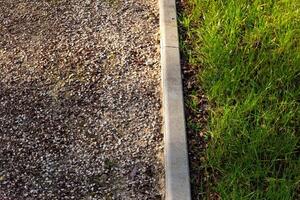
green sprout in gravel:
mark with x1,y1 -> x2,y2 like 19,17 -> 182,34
179,0 -> 300,199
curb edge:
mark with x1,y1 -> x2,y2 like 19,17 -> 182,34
159,0 -> 191,199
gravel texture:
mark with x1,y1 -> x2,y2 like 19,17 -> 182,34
0,0 -> 163,199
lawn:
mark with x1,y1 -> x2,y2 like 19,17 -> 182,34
179,0 -> 300,199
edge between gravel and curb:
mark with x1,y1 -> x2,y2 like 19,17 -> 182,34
159,0 -> 191,199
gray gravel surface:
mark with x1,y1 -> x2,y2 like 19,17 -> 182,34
0,0 -> 163,199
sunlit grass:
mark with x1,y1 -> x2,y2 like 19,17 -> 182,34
179,0 -> 300,199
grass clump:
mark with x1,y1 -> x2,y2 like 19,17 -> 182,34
180,0 -> 300,199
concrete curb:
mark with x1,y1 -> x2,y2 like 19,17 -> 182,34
159,0 -> 191,199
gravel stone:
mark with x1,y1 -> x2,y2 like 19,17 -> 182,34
0,0 -> 163,199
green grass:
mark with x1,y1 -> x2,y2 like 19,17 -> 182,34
179,0 -> 300,199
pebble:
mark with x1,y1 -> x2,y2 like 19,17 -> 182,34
0,0 -> 164,199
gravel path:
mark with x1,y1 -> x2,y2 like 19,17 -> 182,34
0,0 -> 163,199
